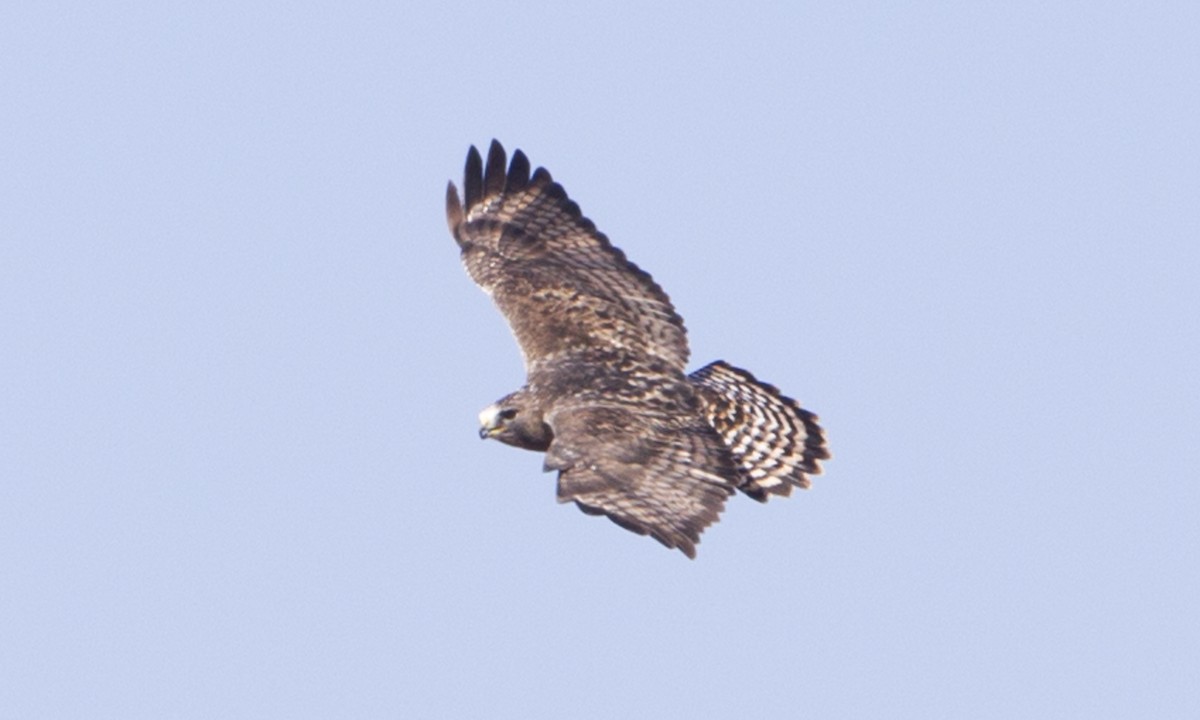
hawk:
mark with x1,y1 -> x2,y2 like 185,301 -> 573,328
446,140 -> 830,558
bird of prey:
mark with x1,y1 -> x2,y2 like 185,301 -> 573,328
446,140 -> 829,558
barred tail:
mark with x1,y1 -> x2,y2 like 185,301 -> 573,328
689,361 -> 830,501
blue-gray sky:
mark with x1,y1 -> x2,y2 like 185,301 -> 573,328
3,2 -> 1198,717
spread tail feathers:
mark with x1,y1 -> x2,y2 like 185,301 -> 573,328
689,361 -> 830,501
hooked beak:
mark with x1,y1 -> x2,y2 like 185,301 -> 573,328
478,403 -> 501,440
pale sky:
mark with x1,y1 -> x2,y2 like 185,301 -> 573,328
3,2 -> 1198,718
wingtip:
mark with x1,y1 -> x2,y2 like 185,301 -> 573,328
463,145 -> 483,209
506,148 -> 531,193
445,180 -> 464,239
484,140 -> 508,198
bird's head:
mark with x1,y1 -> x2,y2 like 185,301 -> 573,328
478,395 -> 552,452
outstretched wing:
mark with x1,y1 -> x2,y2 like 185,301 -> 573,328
543,400 -> 740,559
446,140 -> 690,371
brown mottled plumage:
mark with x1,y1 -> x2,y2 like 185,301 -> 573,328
447,140 -> 829,558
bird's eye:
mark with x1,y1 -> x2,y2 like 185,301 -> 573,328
499,408 -> 518,420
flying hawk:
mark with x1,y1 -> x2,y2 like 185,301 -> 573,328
446,140 -> 829,558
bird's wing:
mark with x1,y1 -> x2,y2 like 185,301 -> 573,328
543,400 -> 739,558
446,140 -> 690,372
